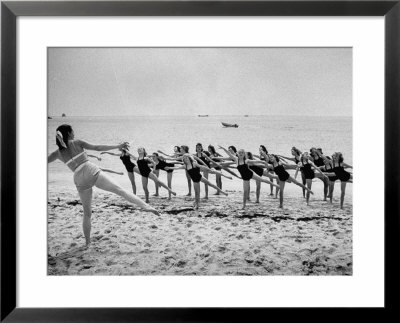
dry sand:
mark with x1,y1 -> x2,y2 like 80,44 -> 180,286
47,187 -> 352,276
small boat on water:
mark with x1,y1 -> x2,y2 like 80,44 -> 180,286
198,114 -> 209,117
221,122 -> 239,128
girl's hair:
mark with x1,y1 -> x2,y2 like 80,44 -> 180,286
196,143 -> 203,152
181,145 -> 189,153
336,152 -> 344,163
291,146 -> 302,156
228,145 -> 237,153
271,154 -> 280,162
152,152 -> 159,157
259,145 -> 268,154
208,145 -> 216,155
317,148 -> 323,154
56,124 -> 72,150
138,147 -> 147,157
174,146 -> 181,153
247,151 -> 254,160
238,149 -> 247,161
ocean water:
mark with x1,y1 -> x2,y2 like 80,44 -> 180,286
48,115 -> 352,197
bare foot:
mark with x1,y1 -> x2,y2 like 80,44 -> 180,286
222,191 -> 228,196
214,192 -> 220,195
171,191 -> 177,196
255,200 -> 260,203
147,208 -> 160,216
279,204 -> 283,208
203,196 -> 208,200
186,193 -> 191,196
153,193 -> 159,197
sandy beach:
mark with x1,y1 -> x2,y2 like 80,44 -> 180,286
48,187 -> 352,276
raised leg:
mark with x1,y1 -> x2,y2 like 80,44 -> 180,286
94,172 -> 159,215
153,169 -> 160,196
200,177 -> 227,196
148,172 -> 176,196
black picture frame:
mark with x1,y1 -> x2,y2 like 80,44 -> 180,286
1,1 -> 399,321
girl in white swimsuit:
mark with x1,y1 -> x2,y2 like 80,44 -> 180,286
48,124 -> 159,247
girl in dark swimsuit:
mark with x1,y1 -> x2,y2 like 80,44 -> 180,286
310,148 -> 329,201
247,151 -> 265,203
208,145 -> 223,194
318,156 -> 338,204
219,146 -> 279,209
194,143 -> 212,199
136,147 -> 176,203
297,152 -> 329,206
166,154 -> 230,209
151,152 -> 182,200
332,152 -> 353,209
101,148 -> 139,194
255,145 -> 276,196
277,147 -> 306,197
265,154 -> 313,208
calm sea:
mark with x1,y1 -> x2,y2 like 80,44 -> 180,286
48,115 -> 352,197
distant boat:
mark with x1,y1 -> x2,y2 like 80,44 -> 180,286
61,113 -> 66,117
221,122 -> 239,128
244,115 -> 249,117
198,114 -> 209,117
47,116 -> 52,119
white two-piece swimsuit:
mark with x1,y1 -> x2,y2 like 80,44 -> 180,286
64,143 -> 101,192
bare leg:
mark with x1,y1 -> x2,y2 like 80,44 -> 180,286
94,172 -> 159,215
153,169 -> 160,196
328,180 -> 335,203
193,182 -> 200,209
279,181 -> 285,208
141,176 -> 149,203
315,173 -> 328,200
100,168 -> 124,175
221,167 -> 241,179
287,176 -> 313,194
127,172 -> 137,195
148,172 -> 176,196
340,181 -> 347,209
200,177 -> 227,195
167,172 -> 173,200
301,171 -> 306,198
269,178 -> 274,196
255,179 -> 261,203
242,180 -> 250,209
306,179 -> 312,205
203,170 -> 209,199
78,188 -> 93,246
214,173 -> 222,195
185,170 -> 192,196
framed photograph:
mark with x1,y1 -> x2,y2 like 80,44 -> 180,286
1,0 -> 399,321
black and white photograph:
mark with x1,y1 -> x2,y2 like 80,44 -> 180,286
47,47 -> 352,276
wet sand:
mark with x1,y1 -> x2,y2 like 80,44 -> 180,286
48,188 -> 352,276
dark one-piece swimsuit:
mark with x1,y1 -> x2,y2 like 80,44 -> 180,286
237,161 -> 253,181
249,164 -> 264,177
137,157 -> 152,178
333,161 -> 351,182
302,161 -> 315,180
186,159 -> 202,183
273,164 -> 290,181
155,160 -> 175,173
323,163 -> 338,182
197,153 -> 211,168
120,154 -> 136,173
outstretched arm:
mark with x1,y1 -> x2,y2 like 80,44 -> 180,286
165,165 -> 186,171
198,164 -> 232,179
100,152 -> 120,156
343,162 -> 353,169
311,161 -> 328,178
48,150 -> 60,163
218,146 -> 238,162
157,150 -> 174,158
87,154 -> 101,161
277,155 -> 296,162
78,140 -> 128,152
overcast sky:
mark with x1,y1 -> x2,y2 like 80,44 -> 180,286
48,47 -> 352,117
